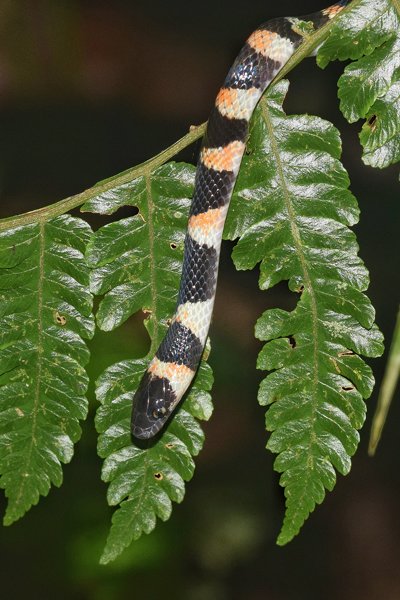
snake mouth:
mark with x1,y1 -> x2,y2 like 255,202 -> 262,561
131,414 -> 167,440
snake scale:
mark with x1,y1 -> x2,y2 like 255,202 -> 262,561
131,1 -> 349,439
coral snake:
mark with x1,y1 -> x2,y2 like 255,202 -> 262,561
131,1 -> 349,439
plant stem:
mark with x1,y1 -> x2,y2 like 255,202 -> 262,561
0,123 -> 206,231
368,306 -> 400,456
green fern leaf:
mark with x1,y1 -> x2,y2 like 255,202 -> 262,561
86,162 -> 195,333
0,215 -> 94,524
318,0 -> 400,168
95,358 -> 212,564
85,162 -> 214,563
224,80 -> 384,545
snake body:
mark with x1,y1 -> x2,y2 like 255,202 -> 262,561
131,1 -> 348,439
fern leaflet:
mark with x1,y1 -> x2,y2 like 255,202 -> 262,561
85,163 -> 213,563
224,80 -> 384,544
0,215 -> 94,524
318,0 -> 400,168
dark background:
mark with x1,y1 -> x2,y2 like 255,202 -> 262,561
0,1 -> 399,599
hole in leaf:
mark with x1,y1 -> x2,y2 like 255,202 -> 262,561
170,242 -> 177,250
288,335 -> 296,349
338,350 -> 355,357
165,442 -> 174,449
54,311 -> 67,326
81,204 -> 139,231
154,472 -> 163,480
367,114 -> 377,131
341,385 -> 354,392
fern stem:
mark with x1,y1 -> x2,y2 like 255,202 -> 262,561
6,222 -> 45,523
0,2 -> 353,233
368,306 -> 400,456
0,124 -> 206,232
145,173 -> 159,357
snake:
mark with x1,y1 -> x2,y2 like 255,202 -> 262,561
131,1 -> 349,439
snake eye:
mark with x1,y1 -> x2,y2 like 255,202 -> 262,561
152,406 -> 167,420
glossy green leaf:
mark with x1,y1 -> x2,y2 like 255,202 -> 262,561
0,216 -> 94,524
318,0 -> 400,168
86,163 -> 195,333
86,162 -> 214,563
359,80 -> 400,168
224,80 -> 384,545
95,359 -> 213,564
318,0 -> 398,66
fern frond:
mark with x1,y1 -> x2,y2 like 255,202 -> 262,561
85,163 -> 214,563
318,0 -> 400,168
95,358 -> 212,564
86,163 -> 195,333
0,215 -> 94,524
224,80 -> 384,545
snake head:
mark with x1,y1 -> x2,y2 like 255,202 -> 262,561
131,371 -> 176,440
